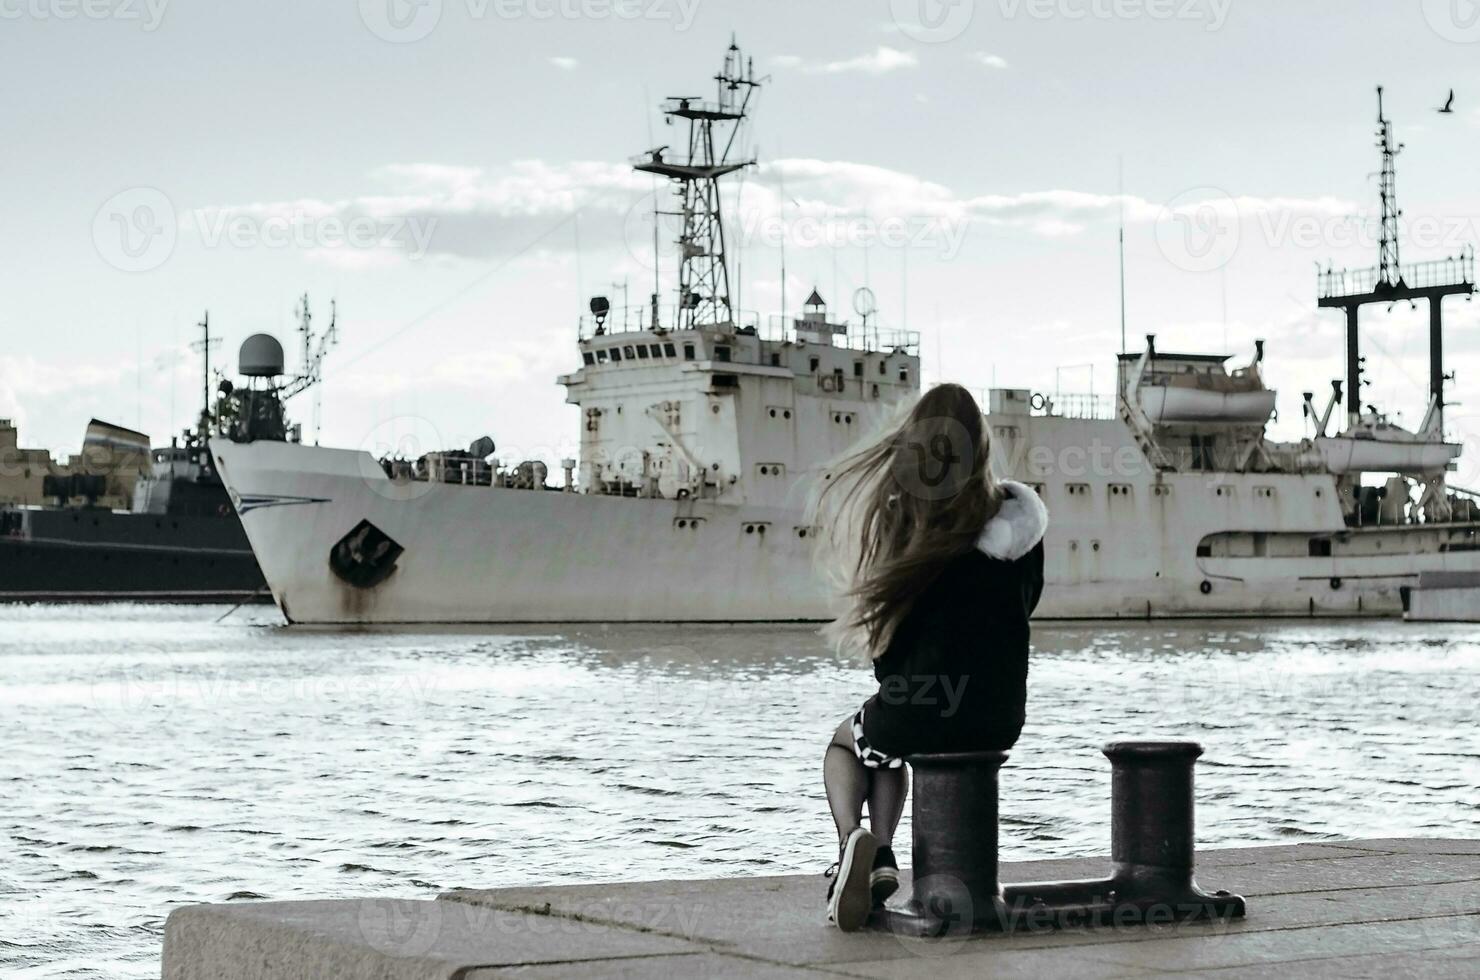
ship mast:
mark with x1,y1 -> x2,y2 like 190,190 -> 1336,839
189,311 -> 221,437
633,38 -> 760,332
1375,86 -> 1403,289
1317,86 -> 1474,430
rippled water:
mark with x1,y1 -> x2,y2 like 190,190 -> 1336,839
2,605 -> 1477,977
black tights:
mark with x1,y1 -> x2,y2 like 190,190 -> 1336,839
823,716 -> 908,849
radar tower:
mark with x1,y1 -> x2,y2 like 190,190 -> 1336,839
633,38 -> 761,332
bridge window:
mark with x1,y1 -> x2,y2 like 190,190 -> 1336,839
664,342 -> 677,358
636,345 -> 650,359
809,356 -> 820,372
596,348 -> 609,363
853,361 -> 863,377
623,345 -> 636,360
899,367 -> 909,383
683,343 -> 696,360
582,351 -> 596,366
609,347 -> 623,362
770,352 -> 781,367
715,345 -> 731,363
1309,538 -> 1332,557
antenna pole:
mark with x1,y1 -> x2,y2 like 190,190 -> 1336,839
778,158 -> 788,327
1118,155 -> 1127,356
199,311 -> 210,431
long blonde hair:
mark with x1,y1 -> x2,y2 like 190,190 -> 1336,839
809,383 -> 1002,659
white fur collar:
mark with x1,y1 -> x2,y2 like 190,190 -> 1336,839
976,481 -> 1049,562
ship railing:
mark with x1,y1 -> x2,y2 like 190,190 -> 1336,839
764,315 -> 921,355
1034,391 -> 1114,421
1318,246 -> 1475,299
578,306 -> 762,341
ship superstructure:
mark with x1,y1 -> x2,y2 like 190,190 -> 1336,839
209,69 -> 1479,623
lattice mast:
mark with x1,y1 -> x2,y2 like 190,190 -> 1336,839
1375,86 -> 1403,288
634,39 -> 760,331
1318,86 -> 1474,428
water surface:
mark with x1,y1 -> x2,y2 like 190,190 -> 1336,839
2,605 -> 1476,977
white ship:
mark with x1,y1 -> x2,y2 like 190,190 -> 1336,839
210,67 -> 1480,624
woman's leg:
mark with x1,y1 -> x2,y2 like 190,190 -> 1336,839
823,717 -> 868,846
866,764 -> 908,848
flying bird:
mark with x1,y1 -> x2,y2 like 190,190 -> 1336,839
1438,89 -> 1455,114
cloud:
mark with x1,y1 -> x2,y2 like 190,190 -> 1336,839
774,47 -> 918,75
974,53 -> 1009,69
549,56 -> 578,71
190,158 -> 1362,266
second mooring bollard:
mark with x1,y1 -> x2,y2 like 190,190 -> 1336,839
1100,740 -> 1246,922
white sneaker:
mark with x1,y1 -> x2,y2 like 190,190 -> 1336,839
824,827 -> 879,932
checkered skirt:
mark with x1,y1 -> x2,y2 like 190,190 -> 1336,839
850,707 -> 903,770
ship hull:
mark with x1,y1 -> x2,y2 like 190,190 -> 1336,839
211,435 -> 1480,624
0,508 -> 266,603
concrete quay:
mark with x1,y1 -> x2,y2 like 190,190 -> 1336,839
163,838 -> 1480,978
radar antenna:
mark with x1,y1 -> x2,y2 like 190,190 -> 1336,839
633,37 -> 762,332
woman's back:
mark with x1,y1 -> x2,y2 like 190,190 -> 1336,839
864,483 -> 1047,754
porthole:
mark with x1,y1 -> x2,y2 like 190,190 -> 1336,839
1200,580 -> 1212,595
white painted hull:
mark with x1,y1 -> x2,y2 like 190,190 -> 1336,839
212,423 -> 1480,624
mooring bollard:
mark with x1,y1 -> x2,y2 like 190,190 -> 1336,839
875,740 -> 1246,936
1100,740 -> 1246,922
874,751 -> 1009,937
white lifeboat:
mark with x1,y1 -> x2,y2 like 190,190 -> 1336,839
1139,385 -> 1277,425
1316,421 -> 1462,474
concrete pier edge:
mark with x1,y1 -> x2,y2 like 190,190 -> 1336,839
163,838 -> 1480,978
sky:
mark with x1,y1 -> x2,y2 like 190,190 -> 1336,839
5,0 -> 1480,484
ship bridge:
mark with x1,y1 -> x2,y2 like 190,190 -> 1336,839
561,292 -> 919,505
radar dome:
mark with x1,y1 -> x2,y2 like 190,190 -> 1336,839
239,334 -> 285,377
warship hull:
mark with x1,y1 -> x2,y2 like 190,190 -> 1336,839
0,507 -> 266,602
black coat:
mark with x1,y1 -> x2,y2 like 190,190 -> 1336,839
860,540 -> 1046,756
